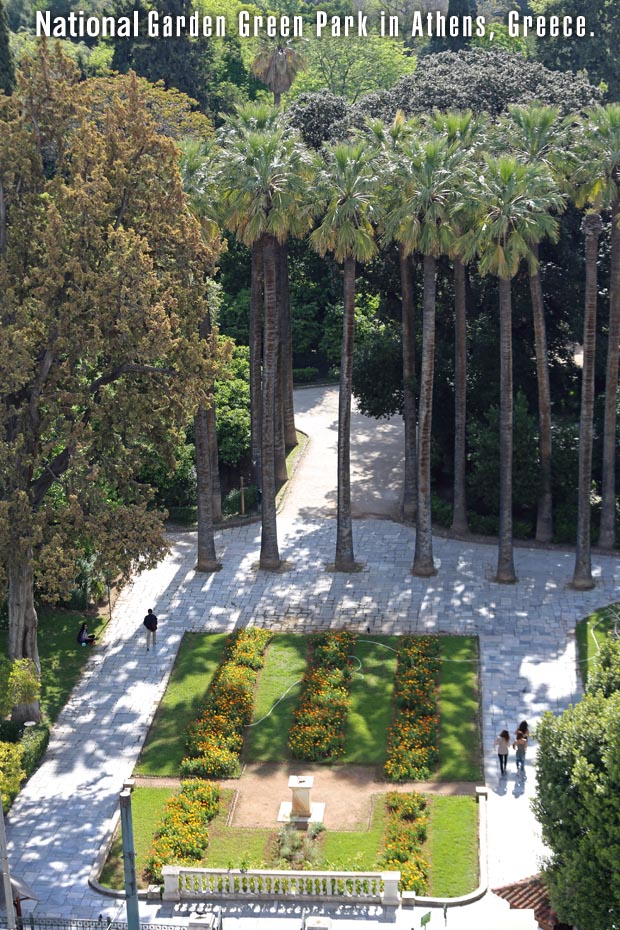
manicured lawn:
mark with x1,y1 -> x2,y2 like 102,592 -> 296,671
425,795 -> 479,897
205,793 -> 272,868
343,636 -> 399,765
576,602 -> 620,688
135,632 -> 228,776
244,634 -> 309,762
38,608 -> 107,722
320,796 -> 386,870
437,637 -> 482,782
99,785 -> 180,888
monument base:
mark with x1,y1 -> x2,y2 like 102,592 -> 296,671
277,802 -> 326,825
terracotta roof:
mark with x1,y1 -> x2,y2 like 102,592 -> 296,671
492,875 -> 573,930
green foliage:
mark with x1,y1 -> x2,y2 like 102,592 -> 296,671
215,343 -> 251,466
292,367 -> 319,383
585,637 -> 620,698
467,390 -> 539,519
0,658 -> 40,716
144,780 -> 220,884
0,0 -> 15,93
286,91 -> 350,150
534,690 -> 620,930
222,484 -> 257,515
19,722 -> 49,775
352,323 -> 404,419
0,740 -> 24,811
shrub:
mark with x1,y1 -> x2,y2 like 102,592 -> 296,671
379,791 -> 430,894
292,367 -> 319,383
222,485 -> 258,516
0,742 -> 25,812
19,724 -> 50,775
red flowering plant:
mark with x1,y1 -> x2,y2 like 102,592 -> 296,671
181,628 -> 271,778
288,631 -> 355,762
384,636 -> 440,781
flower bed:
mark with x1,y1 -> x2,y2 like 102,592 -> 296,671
384,636 -> 440,781
181,628 -> 271,779
144,780 -> 220,884
288,631 -> 355,762
379,791 -> 430,893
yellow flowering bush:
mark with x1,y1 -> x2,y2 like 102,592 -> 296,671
144,780 -> 220,884
379,791 -> 430,894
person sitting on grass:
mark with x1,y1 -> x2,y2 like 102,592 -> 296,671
77,622 -> 96,646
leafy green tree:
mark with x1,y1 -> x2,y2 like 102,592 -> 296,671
0,45 -> 222,720
312,141 -> 378,570
534,689 -> 620,930
459,155 -> 563,582
0,0 -> 15,95
532,0 -> 620,102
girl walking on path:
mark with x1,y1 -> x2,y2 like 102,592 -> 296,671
494,729 -> 510,776
513,729 -> 528,774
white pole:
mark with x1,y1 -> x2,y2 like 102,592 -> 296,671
0,803 -> 17,930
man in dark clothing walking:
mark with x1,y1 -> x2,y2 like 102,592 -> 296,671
143,608 -> 158,651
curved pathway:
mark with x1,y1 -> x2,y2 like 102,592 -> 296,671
6,386 -> 619,929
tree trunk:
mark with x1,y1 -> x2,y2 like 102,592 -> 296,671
496,275 -> 517,584
279,241 -> 298,449
8,550 -> 41,723
529,243 -> 554,543
452,258 -> 469,534
573,213 -> 602,588
259,234 -> 281,570
250,241 -> 263,489
599,198 -> 620,549
195,405 -> 221,572
199,310 -> 222,523
400,245 -> 417,521
335,256 -> 356,571
412,254 -> 438,577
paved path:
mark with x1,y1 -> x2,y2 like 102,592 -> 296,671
5,386 -> 619,929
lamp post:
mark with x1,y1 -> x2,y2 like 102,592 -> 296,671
0,803 -> 17,930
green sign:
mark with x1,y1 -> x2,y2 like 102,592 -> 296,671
421,913 -> 431,927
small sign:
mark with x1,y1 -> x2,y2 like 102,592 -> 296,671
421,913 -> 431,927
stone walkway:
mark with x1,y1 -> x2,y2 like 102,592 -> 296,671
5,387 -> 619,929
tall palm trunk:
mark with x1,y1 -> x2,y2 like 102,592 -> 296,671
400,245 -> 417,521
335,256 -> 356,571
199,310 -> 222,522
250,241 -> 263,488
452,258 -> 469,534
259,234 -> 281,570
573,212 -> 602,588
599,197 -> 620,548
496,275 -> 517,583
8,550 -> 41,723
412,254 -> 438,577
529,242 -> 554,543
195,405 -> 221,572
274,360 -> 288,486
279,241 -> 297,449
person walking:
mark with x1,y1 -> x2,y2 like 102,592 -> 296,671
513,728 -> 528,775
494,729 -> 510,776
143,608 -> 158,651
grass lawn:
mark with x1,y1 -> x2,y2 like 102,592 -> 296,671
99,785 -> 181,888
437,637 -> 482,782
320,796 -> 386,870
342,636 -> 399,765
425,795 -> 479,897
576,602 -> 620,688
205,793 -> 272,868
135,632 -> 228,776
38,608 -> 108,722
244,634 -> 309,762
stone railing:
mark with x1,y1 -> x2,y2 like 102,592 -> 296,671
162,867 -> 401,906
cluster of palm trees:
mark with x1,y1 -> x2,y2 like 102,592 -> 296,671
190,99 -> 620,591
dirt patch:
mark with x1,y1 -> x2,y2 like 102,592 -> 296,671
135,763 -> 476,831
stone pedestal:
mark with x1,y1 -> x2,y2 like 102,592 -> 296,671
277,775 -> 325,824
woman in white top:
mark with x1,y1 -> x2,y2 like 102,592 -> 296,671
494,729 -> 510,775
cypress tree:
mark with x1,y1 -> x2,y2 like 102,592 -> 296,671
0,0 -> 15,95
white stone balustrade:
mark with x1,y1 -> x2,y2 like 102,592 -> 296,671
162,866 -> 401,906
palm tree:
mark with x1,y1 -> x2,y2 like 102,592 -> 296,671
386,132 -> 466,576
501,104 -> 570,543
367,113 -> 418,521
217,110 -> 314,569
252,42 -> 306,452
459,156 -> 564,583
180,138 -> 223,571
576,105 -> 620,551
311,141 -> 378,570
